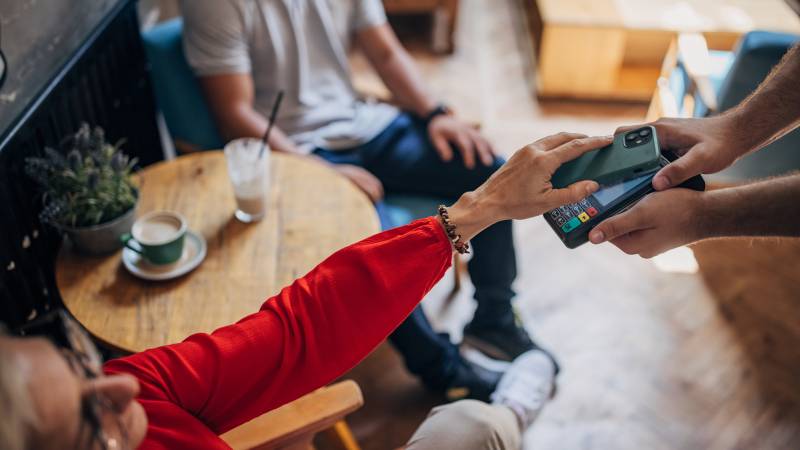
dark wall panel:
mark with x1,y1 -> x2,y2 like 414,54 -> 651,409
0,0 -> 164,327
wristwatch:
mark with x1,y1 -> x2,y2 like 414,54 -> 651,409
422,104 -> 452,124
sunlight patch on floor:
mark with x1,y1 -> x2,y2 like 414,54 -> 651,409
650,246 -> 699,274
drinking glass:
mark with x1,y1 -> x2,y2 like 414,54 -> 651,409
224,138 -> 270,223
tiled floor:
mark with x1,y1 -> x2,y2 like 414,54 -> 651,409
343,1 -> 800,449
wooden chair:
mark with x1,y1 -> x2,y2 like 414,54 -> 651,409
383,0 -> 460,53
221,380 -> 364,450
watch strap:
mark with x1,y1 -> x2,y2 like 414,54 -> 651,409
422,104 -> 451,124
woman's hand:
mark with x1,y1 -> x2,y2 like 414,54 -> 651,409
445,133 -> 613,242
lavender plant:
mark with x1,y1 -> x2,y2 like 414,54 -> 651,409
25,124 -> 138,228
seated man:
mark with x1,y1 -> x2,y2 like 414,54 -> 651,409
181,0 -> 544,399
0,135 -> 606,450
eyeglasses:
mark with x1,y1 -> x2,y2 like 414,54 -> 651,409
0,21 -> 6,89
16,310 -> 128,450
0,48 -> 7,90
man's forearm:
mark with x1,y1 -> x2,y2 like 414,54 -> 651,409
374,49 -> 437,116
725,44 -> 800,153
218,106 -> 301,154
699,174 -> 800,239
358,25 -> 437,117
198,73 -> 303,154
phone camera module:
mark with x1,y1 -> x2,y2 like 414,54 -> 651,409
624,128 -> 651,148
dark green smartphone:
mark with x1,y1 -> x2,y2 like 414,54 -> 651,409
551,126 -> 661,188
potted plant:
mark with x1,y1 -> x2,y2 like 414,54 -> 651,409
25,123 -> 139,254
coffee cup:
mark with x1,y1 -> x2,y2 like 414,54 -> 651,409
121,211 -> 187,265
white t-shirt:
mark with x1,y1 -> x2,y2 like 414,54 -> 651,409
182,0 -> 400,152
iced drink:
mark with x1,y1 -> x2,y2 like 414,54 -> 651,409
224,138 -> 270,223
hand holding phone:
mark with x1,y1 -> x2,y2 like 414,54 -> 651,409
615,117 -> 750,190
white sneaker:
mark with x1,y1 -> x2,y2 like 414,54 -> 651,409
490,349 -> 556,429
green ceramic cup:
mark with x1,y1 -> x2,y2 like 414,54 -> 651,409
121,211 -> 187,265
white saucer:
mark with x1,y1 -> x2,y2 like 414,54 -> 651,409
122,230 -> 207,281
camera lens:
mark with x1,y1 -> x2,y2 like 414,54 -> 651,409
638,128 -> 651,137
626,133 -> 637,141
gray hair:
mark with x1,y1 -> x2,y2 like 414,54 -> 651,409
0,330 -> 37,450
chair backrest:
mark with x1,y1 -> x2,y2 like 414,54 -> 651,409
141,19 -> 224,152
713,31 -> 800,182
717,31 -> 799,111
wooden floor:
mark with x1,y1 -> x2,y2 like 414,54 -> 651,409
341,1 -> 800,449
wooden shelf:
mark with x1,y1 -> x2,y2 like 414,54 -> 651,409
526,0 -> 800,102
538,65 -> 661,102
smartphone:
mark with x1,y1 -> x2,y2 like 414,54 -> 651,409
551,126 -> 662,189
544,150 -> 705,249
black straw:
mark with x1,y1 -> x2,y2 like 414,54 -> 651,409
259,90 -> 284,159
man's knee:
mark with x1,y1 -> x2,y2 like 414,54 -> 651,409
442,400 -> 508,442
477,156 -> 505,183
470,156 -> 506,187
492,155 -> 507,169
407,400 -> 521,450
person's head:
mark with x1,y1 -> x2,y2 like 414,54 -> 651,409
0,311 -> 147,449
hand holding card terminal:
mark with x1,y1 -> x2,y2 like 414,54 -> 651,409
545,150 -> 705,248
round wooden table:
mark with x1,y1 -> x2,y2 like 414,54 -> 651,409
57,152 -> 380,353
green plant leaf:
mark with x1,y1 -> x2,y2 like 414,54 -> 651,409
24,124 -> 139,228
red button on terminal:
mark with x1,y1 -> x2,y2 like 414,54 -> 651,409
586,207 -> 598,217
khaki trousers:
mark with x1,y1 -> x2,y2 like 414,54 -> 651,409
405,400 -> 522,450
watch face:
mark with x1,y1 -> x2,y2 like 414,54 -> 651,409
425,104 -> 451,122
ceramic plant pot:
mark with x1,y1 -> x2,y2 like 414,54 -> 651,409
61,205 -> 137,254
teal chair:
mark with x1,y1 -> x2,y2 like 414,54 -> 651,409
664,31 -> 800,182
141,18 -> 460,236
141,18 -> 224,153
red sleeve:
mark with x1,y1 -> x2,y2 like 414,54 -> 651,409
104,217 -> 451,436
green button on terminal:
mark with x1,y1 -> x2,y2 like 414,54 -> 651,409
561,216 -> 581,233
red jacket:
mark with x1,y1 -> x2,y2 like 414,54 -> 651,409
104,218 -> 451,449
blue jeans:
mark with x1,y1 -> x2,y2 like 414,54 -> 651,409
314,113 -> 517,388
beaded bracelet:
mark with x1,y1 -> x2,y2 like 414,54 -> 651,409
437,205 -> 470,254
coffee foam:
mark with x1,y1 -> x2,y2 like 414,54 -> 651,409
136,216 -> 182,245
